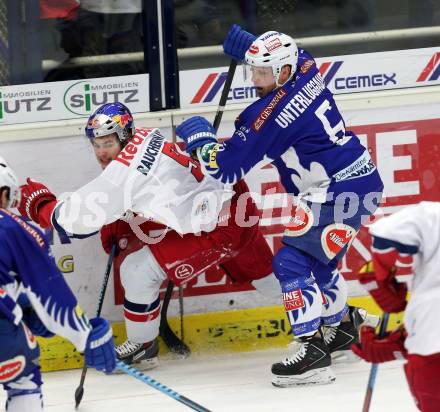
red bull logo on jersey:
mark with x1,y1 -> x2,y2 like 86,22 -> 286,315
321,224 -> 356,260
0,356 -> 25,383
114,128 -> 153,167
417,51 -> 440,82
283,289 -> 305,311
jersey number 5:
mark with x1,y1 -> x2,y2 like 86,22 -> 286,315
162,144 -> 205,182
314,99 -> 350,145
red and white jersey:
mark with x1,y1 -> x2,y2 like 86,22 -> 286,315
369,201 -> 440,355
51,128 -> 234,236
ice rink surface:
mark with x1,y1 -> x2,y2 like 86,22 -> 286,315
0,348 -> 418,412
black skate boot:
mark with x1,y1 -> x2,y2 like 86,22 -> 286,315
323,306 -> 380,363
115,339 -> 159,371
271,335 -> 335,387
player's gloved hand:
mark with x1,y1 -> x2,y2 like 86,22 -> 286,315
84,317 -> 116,374
223,24 -> 257,61
358,261 -> 407,313
352,326 -> 407,363
176,116 -> 217,154
18,178 -> 56,225
100,220 -> 132,255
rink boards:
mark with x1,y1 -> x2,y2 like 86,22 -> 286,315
0,51 -> 439,372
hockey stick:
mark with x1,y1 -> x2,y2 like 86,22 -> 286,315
116,360 -> 212,411
213,59 -> 238,131
159,280 -> 190,356
74,243 -> 117,409
362,312 -> 390,412
159,59 -> 238,354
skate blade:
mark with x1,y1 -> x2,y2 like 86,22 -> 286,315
331,349 -> 361,364
272,367 -> 336,388
113,357 -> 159,374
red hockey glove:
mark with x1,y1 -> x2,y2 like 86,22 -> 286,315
358,261 -> 407,313
352,326 -> 407,363
100,220 -> 133,254
18,178 -> 57,227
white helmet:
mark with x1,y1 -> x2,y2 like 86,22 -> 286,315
0,156 -> 20,208
244,31 -> 298,87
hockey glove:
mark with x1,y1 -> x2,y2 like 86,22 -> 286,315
100,220 -> 133,255
176,116 -> 217,154
18,178 -> 57,226
352,326 -> 407,363
223,24 -> 257,61
358,262 -> 407,313
84,317 -> 116,374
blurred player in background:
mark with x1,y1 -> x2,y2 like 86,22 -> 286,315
354,202 -> 440,412
18,102 -> 281,370
177,25 -> 384,386
0,156 -> 115,412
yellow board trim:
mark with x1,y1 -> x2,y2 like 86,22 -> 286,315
37,296 -> 404,372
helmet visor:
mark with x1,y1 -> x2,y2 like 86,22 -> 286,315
243,64 -> 276,88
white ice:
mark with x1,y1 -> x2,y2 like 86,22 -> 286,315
0,348 -> 418,412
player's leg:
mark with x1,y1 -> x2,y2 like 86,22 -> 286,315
404,353 -> 440,412
116,246 -> 166,369
270,246 -> 335,387
1,319 -> 43,412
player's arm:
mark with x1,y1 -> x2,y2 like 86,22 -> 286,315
5,222 -> 115,372
176,115 -> 282,184
19,169 -> 128,238
358,206 -> 422,313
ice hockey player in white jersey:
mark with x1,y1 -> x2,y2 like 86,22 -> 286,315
18,103 -> 234,238
18,102 -> 280,369
354,201 -> 440,412
0,156 -> 116,412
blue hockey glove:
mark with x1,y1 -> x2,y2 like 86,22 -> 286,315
176,116 -> 217,154
84,317 -> 116,374
223,24 -> 257,61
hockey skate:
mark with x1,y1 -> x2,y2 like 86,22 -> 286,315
115,339 -> 159,371
323,306 -> 380,363
271,335 -> 335,387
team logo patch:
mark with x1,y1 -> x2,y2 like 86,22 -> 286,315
300,59 -> 315,74
22,323 -> 37,349
248,45 -> 259,54
283,289 -> 305,311
118,237 -> 128,250
174,264 -> 195,282
265,38 -> 282,52
284,202 -> 314,237
321,224 -> 356,260
0,356 -> 25,383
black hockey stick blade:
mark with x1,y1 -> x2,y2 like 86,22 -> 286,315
74,243 -> 116,409
159,280 -> 191,356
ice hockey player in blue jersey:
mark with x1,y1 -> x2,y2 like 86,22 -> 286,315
0,156 -> 116,412
177,25 -> 384,387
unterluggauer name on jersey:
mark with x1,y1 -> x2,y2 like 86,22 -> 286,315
275,73 -> 326,128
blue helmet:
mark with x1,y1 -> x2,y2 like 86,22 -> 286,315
85,102 -> 135,143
